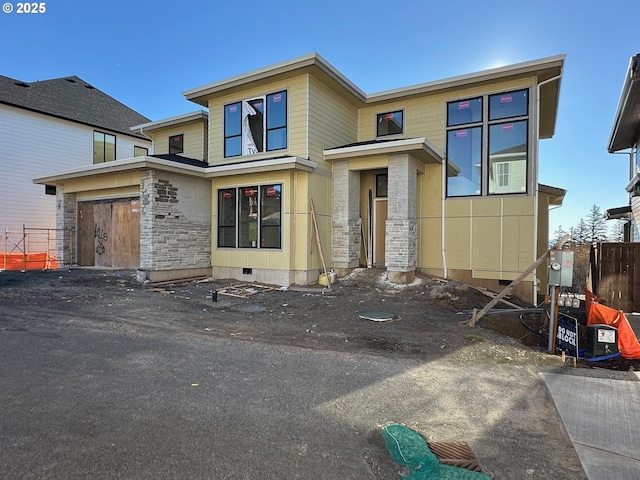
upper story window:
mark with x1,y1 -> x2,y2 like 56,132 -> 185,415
93,131 -> 116,164
377,110 -> 404,137
134,146 -> 148,157
446,89 -> 529,197
169,134 -> 184,154
224,90 -> 287,158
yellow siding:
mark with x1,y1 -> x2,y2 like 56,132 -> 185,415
420,195 -> 536,279
148,120 -> 206,161
208,76 -> 308,164
358,78 -> 534,148
349,155 -> 388,171
63,172 -> 141,193
210,168 -> 329,274
308,75 -> 358,167
76,186 -> 140,201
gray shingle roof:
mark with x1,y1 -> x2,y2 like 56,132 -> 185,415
0,74 -> 150,138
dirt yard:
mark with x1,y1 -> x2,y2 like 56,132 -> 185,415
1,266 -> 633,478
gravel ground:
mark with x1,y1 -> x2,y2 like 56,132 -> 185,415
1,267 -> 636,478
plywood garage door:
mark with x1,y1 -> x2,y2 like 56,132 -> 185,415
112,199 -> 140,269
77,198 -> 140,269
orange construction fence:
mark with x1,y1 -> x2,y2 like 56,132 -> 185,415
0,252 -> 59,271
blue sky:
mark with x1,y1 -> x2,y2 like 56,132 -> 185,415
1,0 -> 636,238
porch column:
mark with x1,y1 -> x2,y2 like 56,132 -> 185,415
386,154 -> 417,283
55,185 -> 77,266
139,169 -> 156,271
332,160 -> 361,272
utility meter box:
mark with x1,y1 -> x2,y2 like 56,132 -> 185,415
586,324 -> 619,358
548,250 -> 574,287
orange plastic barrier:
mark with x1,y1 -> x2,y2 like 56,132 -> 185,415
0,253 -> 58,270
585,296 -> 640,360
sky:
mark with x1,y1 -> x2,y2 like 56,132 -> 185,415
0,0 -> 636,239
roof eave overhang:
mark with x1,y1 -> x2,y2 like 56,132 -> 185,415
538,183 -> 567,206
33,156 -> 317,185
205,156 -> 317,177
609,54 -> 640,153
323,137 -> 444,165
366,54 -> 565,103
183,53 -> 367,106
605,205 -> 632,220
130,110 -> 208,133
33,156 -> 208,185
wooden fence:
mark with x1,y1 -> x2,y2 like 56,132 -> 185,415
592,242 -> 640,313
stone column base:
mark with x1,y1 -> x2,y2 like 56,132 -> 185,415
387,270 -> 415,284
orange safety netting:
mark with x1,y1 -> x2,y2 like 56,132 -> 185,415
584,289 -> 640,360
0,253 -> 58,271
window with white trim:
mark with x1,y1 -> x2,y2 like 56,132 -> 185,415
93,131 -> 116,164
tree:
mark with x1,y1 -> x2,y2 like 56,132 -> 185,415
584,204 -> 608,243
571,218 -> 589,245
551,224 -> 568,247
609,219 -> 626,242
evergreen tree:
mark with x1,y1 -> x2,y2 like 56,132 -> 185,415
585,204 -> 608,243
572,218 -> 589,245
551,224 -> 568,246
609,219 -> 626,242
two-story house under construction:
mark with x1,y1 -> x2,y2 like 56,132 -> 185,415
35,53 -> 566,302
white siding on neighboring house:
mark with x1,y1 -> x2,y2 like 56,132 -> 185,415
0,104 -> 149,233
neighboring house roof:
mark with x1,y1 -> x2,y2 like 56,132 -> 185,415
0,74 -> 151,139
609,53 -> 640,152
604,205 -> 632,220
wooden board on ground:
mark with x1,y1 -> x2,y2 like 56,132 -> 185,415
217,283 -> 276,299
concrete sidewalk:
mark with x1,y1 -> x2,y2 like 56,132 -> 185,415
542,372 -> 640,480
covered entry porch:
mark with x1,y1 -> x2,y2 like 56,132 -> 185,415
324,138 -> 444,283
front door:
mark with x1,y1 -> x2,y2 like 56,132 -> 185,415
374,199 -> 387,266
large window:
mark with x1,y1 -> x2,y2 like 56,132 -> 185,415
217,184 -> 282,249
93,131 -> 115,164
224,91 -> 287,157
446,89 -> 529,197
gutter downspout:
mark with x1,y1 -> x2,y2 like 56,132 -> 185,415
441,157 -> 448,279
535,69 -> 563,302
137,126 -> 154,154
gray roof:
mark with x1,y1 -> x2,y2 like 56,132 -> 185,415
0,74 -> 150,138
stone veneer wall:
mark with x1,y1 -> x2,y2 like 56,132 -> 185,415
385,154 -> 417,273
331,160 -> 361,269
139,170 -> 211,272
55,185 -> 77,265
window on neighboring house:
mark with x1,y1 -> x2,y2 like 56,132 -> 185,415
134,146 -> 148,157
377,110 -> 404,137
169,134 -> 184,154
446,89 -> 529,197
93,131 -> 116,164
224,90 -> 287,157
217,184 -> 282,249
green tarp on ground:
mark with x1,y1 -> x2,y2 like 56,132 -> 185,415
380,424 -> 491,479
